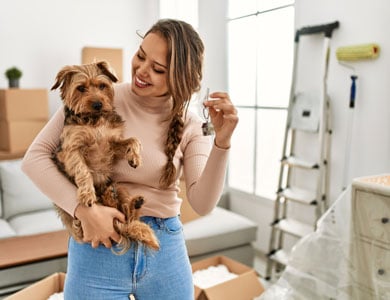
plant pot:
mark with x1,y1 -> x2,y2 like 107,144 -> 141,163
8,79 -> 20,88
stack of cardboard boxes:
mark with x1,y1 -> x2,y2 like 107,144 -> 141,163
0,89 -> 48,159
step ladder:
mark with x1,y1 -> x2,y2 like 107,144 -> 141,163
265,21 -> 339,280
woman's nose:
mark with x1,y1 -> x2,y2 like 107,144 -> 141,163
137,62 -> 149,77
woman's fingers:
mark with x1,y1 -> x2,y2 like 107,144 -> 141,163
204,92 -> 237,115
91,240 -> 100,248
203,91 -> 238,149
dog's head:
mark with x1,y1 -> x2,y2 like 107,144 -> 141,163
51,61 -> 118,114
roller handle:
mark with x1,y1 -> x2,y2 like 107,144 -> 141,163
295,21 -> 339,42
350,76 -> 358,108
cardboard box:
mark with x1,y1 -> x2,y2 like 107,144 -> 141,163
6,272 -> 65,300
192,256 -> 264,300
8,257 -> 264,300
82,47 -> 123,82
0,150 -> 25,160
0,89 -> 49,121
0,120 -> 46,152
179,177 -> 201,223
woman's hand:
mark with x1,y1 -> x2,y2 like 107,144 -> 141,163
74,204 -> 126,249
204,92 -> 239,149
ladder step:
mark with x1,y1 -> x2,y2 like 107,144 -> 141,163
275,218 -> 313,237
269,249 -> 289,266
279,187 -> 317,205
282,156 -> 319,169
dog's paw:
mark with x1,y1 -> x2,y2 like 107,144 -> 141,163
134,196 -> 144,209
127,153 -> 142,169
126,138 -> 142,169
128,159 -> 139,169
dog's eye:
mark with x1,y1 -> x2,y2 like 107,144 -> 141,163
77,85 -> 86,93
98,83 -> 106,90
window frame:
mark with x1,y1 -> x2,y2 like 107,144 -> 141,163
226,2 -> 295,199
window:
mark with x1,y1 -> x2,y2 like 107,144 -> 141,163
227,0 -> 295,199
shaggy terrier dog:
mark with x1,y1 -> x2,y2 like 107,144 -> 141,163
51,61 -> 159,253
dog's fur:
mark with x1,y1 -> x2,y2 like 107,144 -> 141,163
51,61 -> 159,252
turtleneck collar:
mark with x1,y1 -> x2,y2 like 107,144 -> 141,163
124,83 -> 173,116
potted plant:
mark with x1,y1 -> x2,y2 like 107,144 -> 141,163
5,67 -> 22,88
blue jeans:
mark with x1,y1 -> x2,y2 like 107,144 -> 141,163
64,216 -> 193,300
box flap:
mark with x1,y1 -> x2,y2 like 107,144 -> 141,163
203,271 -> 264,300
192,255 -> 222,272
194,285 -> 202,299
6,272 -> 65,300
219,256 -> 252,274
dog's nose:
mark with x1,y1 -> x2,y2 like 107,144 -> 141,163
92,101 -> 102,111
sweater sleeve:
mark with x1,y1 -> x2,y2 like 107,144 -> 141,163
185,143 -> 229,215
21,107 -> 78,216
181,114 -> 229,215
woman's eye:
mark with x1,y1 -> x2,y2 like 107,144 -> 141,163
137,53 -> 145,60
77,85 -> 86,92
154,69 -> 165,74
99,83 -> 106,90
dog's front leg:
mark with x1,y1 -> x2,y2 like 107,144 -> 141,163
111,137 -> 142,168
60,128 -> 97,207
66,150 -> 97,207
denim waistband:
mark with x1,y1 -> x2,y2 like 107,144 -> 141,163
140,215 -> 180,230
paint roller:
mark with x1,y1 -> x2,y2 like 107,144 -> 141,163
336,43 -> 380,190
336,43 -> 380,61
336,43 -> 380,107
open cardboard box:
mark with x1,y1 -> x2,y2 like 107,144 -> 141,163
6,272 -> 65,300
192,255 -> 264,300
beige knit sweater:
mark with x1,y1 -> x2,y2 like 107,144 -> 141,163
22,82 -> 229,218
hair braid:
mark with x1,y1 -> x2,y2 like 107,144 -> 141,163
159,113 -> 184,188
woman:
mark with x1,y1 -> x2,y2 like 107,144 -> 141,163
22,19 -> 238,299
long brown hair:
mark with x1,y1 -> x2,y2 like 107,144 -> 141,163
144,19 -> 204,188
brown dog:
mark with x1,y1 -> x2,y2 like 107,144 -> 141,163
51,61 -> 159,253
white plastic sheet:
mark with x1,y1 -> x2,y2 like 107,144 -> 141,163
260,184 -> 389,300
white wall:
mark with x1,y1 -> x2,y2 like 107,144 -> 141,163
295,0 -> 390,204
0,0 -> 160,115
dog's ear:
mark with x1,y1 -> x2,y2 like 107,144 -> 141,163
51,66 -> 78,91
96,61 -> 119,83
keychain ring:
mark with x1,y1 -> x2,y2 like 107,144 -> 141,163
202,105 -> 209,120
202,87 -> 210,121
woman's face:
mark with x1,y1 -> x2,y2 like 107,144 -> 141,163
131,32 -> 169,97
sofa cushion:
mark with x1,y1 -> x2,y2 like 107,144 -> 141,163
0,159 -> 53,220
183,207 -> 257,257
0,218 -> 16,238
8,209 -> 64,236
